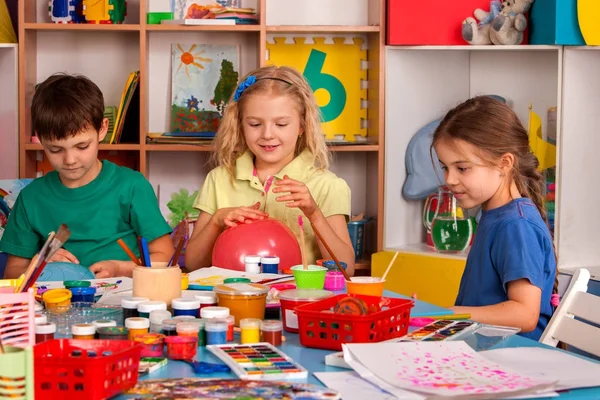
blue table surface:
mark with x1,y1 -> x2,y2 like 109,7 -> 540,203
119,290 -> 600,399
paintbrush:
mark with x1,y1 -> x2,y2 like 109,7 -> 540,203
297,216 -> 308,270
15,232 -> 54,293
310,222 -> 351,282
168,237 -> 185,267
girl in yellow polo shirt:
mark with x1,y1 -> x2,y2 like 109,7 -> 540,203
185,65 -> 355,276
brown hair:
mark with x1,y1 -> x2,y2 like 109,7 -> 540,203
432,96 -> 559,295
31,73 -> 105,142
211,65 -> 329,175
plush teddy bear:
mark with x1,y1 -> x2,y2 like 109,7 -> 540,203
489,0 -> 535,45
462,0 -> 502,45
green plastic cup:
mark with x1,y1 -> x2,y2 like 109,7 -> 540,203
290,265 -> 327,289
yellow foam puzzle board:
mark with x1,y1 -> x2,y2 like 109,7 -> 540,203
578,0 -> 600,45
0,0 -> 16,43
266,37 -> 367,142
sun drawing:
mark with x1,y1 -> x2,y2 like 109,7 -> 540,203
177,44 -> 213,79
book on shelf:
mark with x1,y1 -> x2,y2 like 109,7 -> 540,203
108,71 -> 140,145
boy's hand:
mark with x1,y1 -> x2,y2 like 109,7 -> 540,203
273,175 -> 319,220
48,248 -> 80,264
214,202 -> 268,228
89,260 -> 133,278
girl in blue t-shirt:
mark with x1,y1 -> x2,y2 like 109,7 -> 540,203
432,96 -> 558,340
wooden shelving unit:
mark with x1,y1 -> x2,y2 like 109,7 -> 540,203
17,0 -> 386,273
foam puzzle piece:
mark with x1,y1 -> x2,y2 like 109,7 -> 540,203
49,0 -> 76,23
83,0 -> 113,23
266,36 -> 367,142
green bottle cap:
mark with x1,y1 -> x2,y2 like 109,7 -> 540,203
223,277 -> 252,284
63,280 -> 91,288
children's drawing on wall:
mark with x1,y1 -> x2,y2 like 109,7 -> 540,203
166,188 -> 200,227
0,179 -> 33,241
171,43 -> 239,134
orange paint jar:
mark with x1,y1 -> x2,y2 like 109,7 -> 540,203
125,317 -> 150,340
213,283 -> 269,327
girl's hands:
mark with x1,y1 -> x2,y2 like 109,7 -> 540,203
273,175 -> 319,220
214,202 -> 269,228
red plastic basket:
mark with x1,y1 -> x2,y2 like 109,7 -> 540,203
294,294 -> 414,350
34,339 -> 143,400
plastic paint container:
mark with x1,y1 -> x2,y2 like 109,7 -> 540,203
121,296 -> 149,320
92,319 -> 117,337
34,313 -> 47,325
346,277 -> 386,297
160,319 -> 178,336
224,315 -> 235,342
240,318 -> 261,344
260,256 -> 280,274
200,306 -> 230,320
42,288 -> 72,313
165,335 -> 197,360
176,321 -> 200,338
69,287 -> 97,302
149,310 -> 172,333
244,255 -> 261,274
35,322 -> 56,344
71,323 -> 96,340
279,289 -> 334,333
171,298 -> 201,318
213,283 -> 269,326
260,320 -> 283,346
64,280 -> 91,289
97,326 -> 129,340
137,301 -> 167,319
322,260 -> 348,271
194,291 -> 218,309
324,271 -> 346,292
134,333 -> 165,357
205,319 -> 228,345
34,302 -> 44,313
125,317 -> 150,340
223,277 -> 251,284
190,319 -> 206,346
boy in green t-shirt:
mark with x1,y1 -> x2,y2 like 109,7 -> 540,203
0,73 -> 173,279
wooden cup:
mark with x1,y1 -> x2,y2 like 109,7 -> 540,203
132,262 -> 182,306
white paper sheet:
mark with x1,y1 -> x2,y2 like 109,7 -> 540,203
480,347 -> 600,391
343,341 -> 556,400
314,371 -> 420,400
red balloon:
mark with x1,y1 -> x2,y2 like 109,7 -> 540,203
212,218 -> 302,272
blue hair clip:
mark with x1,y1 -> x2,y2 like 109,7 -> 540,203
234,75 -> 257,102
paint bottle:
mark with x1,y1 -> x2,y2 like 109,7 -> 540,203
35,322 -> 56,344
34,313 -> 47,325
69,287 -> 97,302
164,335 -> 197,360
63,280 -> 91,289
71,323 -> 96,340
125,317 -> 150,340
97,326 -> 129,340
171,298 -> 201,318
149,310 -> 172,333
240,318 -> 261,344
121,296 -> 149,320
200,306 -> 229,320
92,319 -> 117,338
194,291 -> 218,309
244,255 -> 261,274
205,319 -> 228,345
42,288 -> 72,314
137,301 -> 167,318
260,256 -> 280,274
260,320 -> 283,346
134,333 -> 165,357
190,319 -> 206,346
176,321 -> 200,338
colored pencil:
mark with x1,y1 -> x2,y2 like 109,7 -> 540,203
310,222 -> 351,282
117,238 -> 141,265
426,314 -> 472,320
140,237 -> 152,268
168,237 -> 185,267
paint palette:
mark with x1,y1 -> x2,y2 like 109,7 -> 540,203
401,319 -> 479,342
206,343 -> 308,381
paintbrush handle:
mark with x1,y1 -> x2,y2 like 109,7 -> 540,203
310,223 -> 351,282
168,237 -> 185,267
15,254 -> 40,293
23,260 -> 48,292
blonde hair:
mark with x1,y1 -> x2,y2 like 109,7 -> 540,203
211,65 -> 330,175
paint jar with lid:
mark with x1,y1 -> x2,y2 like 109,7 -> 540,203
171,298 -> 201,318
244,255 -> 261,274
200,306 -> 229,320
97,326 -> 129,340
69,286 -> 97,302
260,256 -> 280,274
164,335 -> 197,360
205,319 -> 228,345
213,283 -> 269,326
64,280 -> 91,289
134,333 -> 165,357
42,288 -> 72,314
260,320 -> 283,346
161,319 -> 178,336
137,300 -> 167,318
121,296 -> 149,320
35,322 -> 56,344
34,302 -> 44,313
34,313 -> 47,325
176,321 -> 200,338
240,318 -> 261,344
223,277 -> 251,284
71,323 -> 96,340
125,317 -> 150,340
324,271 -> 346,292
149,309 -> 172,333
279,289 -> 333,333
92,319 -> 117,330
194,291 -> 218,309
